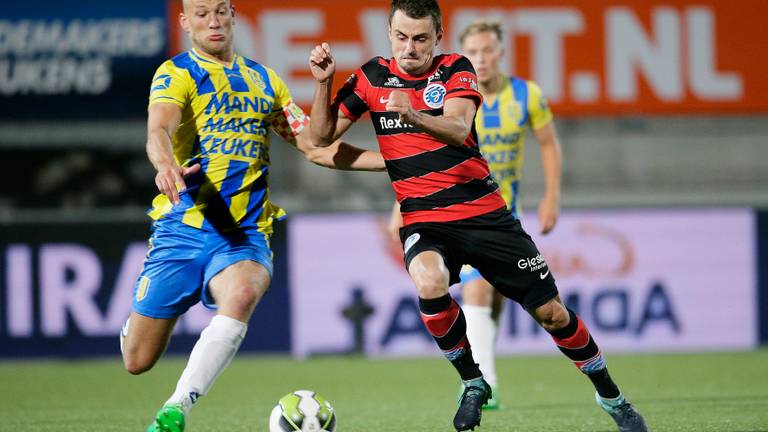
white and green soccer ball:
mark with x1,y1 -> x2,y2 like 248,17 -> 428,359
269,390 -> 337,432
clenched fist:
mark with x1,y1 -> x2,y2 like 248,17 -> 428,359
385,90 -> 414,122
309,42 -> 335,84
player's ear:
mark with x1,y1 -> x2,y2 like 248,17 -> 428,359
230,4 -> 236,22
179,12 -> 190,33
436,28 -> 443,44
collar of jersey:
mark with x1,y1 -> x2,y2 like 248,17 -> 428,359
190,48 -> 238,69
387,55 -> 443,81
482,75 -> 510,109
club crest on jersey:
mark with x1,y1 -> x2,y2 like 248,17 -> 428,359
507,102 -> 523,125
246,69 -> 266,90
423,83 -> 446,109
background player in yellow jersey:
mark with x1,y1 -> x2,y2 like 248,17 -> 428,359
119,1 -> 384,431
457,19 -> 564,410
389,19 -> 563,410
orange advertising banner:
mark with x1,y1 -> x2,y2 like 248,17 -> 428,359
168,0 -> 768,116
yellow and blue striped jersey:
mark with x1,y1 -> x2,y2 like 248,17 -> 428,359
147,49 -> 291,234
475,76 -> 553,218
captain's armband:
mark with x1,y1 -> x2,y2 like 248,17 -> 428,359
270,101 -> 310,143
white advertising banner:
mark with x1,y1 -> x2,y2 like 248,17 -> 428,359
289,209 -> 756,358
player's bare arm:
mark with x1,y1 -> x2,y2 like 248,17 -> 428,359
309,42 -> 355,146
386,91 -> 476,147
533,121 -> 562,234
271,100 -> 385,172
304,140 -> 386,172
294,129 -> 386,172
146,102 -> 200,205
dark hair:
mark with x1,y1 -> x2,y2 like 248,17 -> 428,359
389,0 -> 442,33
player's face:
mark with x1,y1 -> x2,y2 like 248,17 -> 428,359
462,31 -> 502,85
181,0 -> 234,57
388,10 -> 442,76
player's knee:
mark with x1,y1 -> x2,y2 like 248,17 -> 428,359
225,282 -> 267,314
239,282 -> 268,305
463,279 -> 493,306
411,268 -> 449,298
533,299 -> 570,332
122,351 -> 156,375
408,252 -> 450,298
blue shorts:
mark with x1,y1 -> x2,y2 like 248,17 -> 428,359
459,265 -> 483,284
132,218 -> 274,319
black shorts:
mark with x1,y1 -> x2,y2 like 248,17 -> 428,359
399,208 -> 559,311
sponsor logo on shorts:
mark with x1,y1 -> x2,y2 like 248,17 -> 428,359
518,253 -> 548,272
404,233 -> 420,254
136,276 -> 151,302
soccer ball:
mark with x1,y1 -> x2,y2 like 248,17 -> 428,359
268,390 -> 337,432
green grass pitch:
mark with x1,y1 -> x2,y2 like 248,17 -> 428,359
1,350 -> 767,431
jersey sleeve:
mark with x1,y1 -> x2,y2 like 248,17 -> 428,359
334,69 -> 369,121
527,80 -> 553,130
444,55 -> 482,108
148,60 -> 191,109
268,68 -> 293,112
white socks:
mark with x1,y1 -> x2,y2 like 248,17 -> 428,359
166,315 -> 248,414
463,305 -> 498,387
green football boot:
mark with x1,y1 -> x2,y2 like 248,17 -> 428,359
147,404 -> 185,432
483,385 -> 501,410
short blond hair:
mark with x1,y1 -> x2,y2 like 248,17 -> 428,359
458,20 -> 503,45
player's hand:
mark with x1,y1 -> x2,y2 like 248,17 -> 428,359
155,163 -> 201,205
538,195 -> 559,234
309,42 -> 336,84
385,90 -> 413,121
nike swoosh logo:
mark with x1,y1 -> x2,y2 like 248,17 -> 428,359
539,269 -> 550,279
379,97 -> 390,103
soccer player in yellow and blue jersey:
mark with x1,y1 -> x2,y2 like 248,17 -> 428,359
118,1 -> 384,431
456,20 -> 563,410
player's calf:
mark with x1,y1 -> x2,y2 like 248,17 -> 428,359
537,303 -> 650,431
541,306 -> 619,398
419,294 -> 482,380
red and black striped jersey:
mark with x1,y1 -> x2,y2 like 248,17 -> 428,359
335,54 -> 506,225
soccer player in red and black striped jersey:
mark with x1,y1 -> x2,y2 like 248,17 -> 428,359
309,1 -> 648,431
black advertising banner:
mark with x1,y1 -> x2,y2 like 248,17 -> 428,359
0,219 -> 291,357
0,0 -> 168,119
